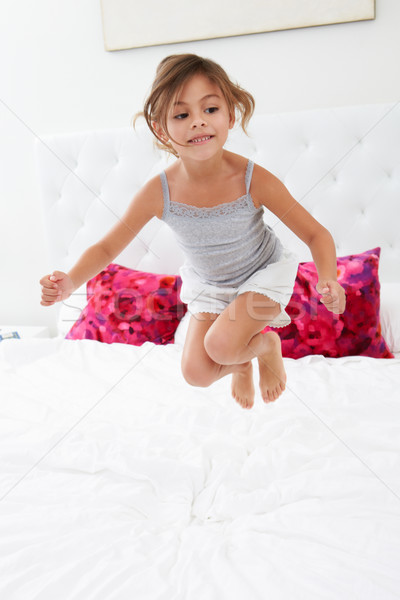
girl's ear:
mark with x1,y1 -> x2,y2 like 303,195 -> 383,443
229,112 -> 235,129
152,121 -> 168,142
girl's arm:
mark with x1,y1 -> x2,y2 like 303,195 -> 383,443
40,177 -> 163,306
251,165 -> 346,315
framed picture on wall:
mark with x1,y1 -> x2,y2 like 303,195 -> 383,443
100,0 -> 375,51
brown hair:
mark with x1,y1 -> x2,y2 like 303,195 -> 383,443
134,54 -> 255,157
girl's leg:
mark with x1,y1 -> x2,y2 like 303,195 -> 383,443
181,313 -> 255,409
203,292 -> 286,404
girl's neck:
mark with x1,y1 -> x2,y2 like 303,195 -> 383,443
177,150 -> 228,183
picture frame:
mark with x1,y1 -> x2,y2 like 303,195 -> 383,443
100,0 -> 375,51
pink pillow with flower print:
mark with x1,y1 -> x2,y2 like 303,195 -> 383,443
264,247 -> 393,359
66,264 -> 187,345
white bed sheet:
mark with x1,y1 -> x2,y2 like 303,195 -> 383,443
1,338 -> 400,599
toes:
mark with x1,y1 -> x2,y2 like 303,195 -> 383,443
263,387 -> 282,403
235,395 -> 253,409
242,398 -> 251,409
263,391 -> 273,403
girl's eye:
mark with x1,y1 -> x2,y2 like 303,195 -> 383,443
174,113 -> 188,119
205,107 -> 218,114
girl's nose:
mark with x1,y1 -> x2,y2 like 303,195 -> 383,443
191,115 -> 207,128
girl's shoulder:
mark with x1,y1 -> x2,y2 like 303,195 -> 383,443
221,154 -> 279,208
223,150 -> 251,173
248,162 -> 283,208
131,174 -> 164,219
225,152 -> 275,187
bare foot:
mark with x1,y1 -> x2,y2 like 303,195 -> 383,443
258,331 -> 286,403
231,362 -> 255,409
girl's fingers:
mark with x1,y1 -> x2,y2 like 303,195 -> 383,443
320,293 -> 342,313
40,274 -> 65,306
41,298 -> 61,306
41,284 -> 58,294
322,295 -> 337,306
41,289 -> 61,303
40,275 -> 59,290
42,287 -> 59,297
320,294 -> 334,305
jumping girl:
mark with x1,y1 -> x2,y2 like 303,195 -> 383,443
40,54 -> 346,409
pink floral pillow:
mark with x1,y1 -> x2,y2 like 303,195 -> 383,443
264,247 -> 394,359
66,264 -> 187,345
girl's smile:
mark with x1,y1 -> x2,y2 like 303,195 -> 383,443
188,134 -> 214,144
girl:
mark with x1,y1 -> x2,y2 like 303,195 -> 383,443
40,54 -> 346,410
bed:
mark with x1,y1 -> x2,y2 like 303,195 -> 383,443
1,102 -> 400,599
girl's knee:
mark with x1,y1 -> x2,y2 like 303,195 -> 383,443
181,357 -> 215,388
204,328 -> 237,365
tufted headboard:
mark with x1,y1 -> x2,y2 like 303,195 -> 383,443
36,102 -> 400,331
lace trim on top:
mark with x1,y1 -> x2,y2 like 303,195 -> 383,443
169,195 -> 257,218
161,159 -> 257,220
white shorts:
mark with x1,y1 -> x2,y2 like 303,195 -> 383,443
179,249 -> 299,328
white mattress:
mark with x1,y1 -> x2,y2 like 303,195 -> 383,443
1,338 -> 400,599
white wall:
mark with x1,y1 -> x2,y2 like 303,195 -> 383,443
1,0 -> 399,334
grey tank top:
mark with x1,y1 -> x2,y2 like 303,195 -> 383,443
160,160 -> 283,288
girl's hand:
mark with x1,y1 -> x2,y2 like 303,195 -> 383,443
39,271 -> 75,306
316,280 -> 346,315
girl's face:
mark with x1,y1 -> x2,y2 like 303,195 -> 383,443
158,74 -> 234,160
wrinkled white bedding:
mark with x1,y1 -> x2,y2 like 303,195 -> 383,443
1,338 -> 400,600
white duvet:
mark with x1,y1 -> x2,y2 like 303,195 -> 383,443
1,338 -> 400,600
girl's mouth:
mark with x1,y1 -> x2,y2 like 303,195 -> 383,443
188,135 -> 213,144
